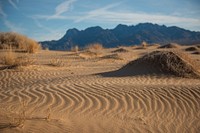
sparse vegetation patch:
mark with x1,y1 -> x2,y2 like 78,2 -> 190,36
0,48 -> 34,69
0,32 -> 41,53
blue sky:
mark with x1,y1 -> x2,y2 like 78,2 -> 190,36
0,0 -> 200,41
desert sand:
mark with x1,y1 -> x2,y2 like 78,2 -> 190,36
0,45 -> 200,133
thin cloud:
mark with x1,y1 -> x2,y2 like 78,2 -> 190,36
55,0 -> 76,16
32,1 -> 200,34
32,18 -> 64,41
33,18 -> 54,32
74,2 -> 122,23
8,0 -> 19,10
0,1 -> 24,33
34,1 -> 200,29
0,5 -> 7,17
34,14 -> 70,20
34,0 -> 77,20
73,3 -> 200,30
80,10 -> 200,25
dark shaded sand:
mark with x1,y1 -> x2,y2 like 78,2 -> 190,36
159,43 -> 180,48
192,51 -> 200,55
185,46 -> 199,51
100,54 -> 123,60
111,48 -> 129,53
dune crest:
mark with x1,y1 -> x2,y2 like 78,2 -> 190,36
101,50 -> 200,78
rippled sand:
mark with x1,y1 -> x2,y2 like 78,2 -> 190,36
0,46 -> 200,133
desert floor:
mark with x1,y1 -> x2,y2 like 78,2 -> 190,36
0,45 -> 200,133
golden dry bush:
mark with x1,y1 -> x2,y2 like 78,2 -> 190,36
1,48 -> 34,68
79,50 -> 101,59
86,43 -> 103,51
141,41 -> 148,48
2,49 -> 16,66
26,39 -> 41,53
49,58 -> 65,67
71,45 -> 79,52
79,43 -> 104,59
0,32 -> 41,53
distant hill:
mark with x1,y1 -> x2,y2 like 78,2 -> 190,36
40,23 -> 200,50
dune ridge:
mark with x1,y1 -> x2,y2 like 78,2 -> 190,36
101,50 -> 200,78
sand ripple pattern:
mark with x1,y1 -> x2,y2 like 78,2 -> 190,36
0,70 -> 200,132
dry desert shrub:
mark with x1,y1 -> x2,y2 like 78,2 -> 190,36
141,41 -> 148,49
2,49 -> 16,66
0,32 -> 41,53
79,43 -> 104,59
86,43 -> 103,52
1,48 -> 34,68
44,47 -> 49,51
135,41 -> 148,49
26,39 -> 41,53
49,58 -> 65,67
71,45 -> 79,53
79,50 -> 101,59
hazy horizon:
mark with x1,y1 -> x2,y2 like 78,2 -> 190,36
0,0 -> 200,41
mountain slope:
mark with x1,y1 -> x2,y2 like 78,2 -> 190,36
40,23 -> 200,50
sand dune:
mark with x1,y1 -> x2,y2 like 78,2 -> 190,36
101,50 -> 200,78
0,46 -> 200,133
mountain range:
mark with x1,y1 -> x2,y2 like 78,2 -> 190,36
40,23 -> 200,50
